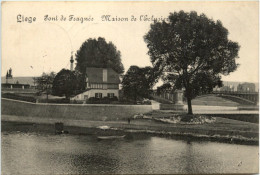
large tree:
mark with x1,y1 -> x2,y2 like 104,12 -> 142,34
122,66 -> 158,103
144,11 -> 240,114
52,69 -> 78,99
75,37 -> 124,75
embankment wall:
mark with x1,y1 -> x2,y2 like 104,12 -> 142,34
1,98 -> 152,121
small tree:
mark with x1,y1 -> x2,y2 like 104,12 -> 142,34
144,11 -> 240,114
122,66 -> 158,103
52,69 -> 78,99
34,72 -> 56,102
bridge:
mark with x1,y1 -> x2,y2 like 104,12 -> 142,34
211,91 -> 258,105
152,90 -> 259,106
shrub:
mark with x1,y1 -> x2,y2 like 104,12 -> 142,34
38,98 -> 70,104
86,96 -> 119,104
71,100 -> 84,104
2,93 -> 36,103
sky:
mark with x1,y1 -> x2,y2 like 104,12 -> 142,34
2,1 -> 259,83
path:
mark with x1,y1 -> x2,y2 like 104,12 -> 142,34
151,101 -> 259,114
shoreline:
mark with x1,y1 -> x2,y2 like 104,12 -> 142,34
2,115 -> 258,145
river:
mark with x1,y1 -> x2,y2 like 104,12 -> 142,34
1,131 -> 258,174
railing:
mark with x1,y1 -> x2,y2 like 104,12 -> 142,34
152,90 -> 259,105
212,91 -> 259,95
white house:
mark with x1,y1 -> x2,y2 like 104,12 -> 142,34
70,67 -> 120,102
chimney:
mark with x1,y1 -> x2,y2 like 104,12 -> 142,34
103,69 -> 107,82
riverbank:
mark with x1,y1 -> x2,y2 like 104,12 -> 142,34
2,113 -> 258,145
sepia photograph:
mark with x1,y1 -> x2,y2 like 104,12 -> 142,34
1,1 -> 259,174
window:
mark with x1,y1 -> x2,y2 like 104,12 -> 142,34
107,93 -> 114,98
84,95 -> 88,100
95,93 -> 102,98
90,84 -> 103,89
98,84 -> 102,89
108,84 -> 119,89
103,84 -> 107,90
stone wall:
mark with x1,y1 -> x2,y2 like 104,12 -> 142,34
1,98 -> 152,121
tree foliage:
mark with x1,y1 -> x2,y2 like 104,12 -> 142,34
52,69 -> 78,99
75,37 -> 124,75
122,66 -> 158,102
34,72 -> 56,94
144,11 -> 240,114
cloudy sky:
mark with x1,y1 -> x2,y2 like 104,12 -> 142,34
2,1 -> 259,83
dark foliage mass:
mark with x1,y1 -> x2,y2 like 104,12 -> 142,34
75,37 -> 124,75
86,97 -> 118,104
144,11 -> 240,114
34,72 -> 56,93
122,66 -> 159,103
52,69 -> 78,99
34,72 -> 56,101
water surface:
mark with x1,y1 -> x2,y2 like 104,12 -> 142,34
2,132 -> 258,174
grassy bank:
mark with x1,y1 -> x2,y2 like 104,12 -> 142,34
148,110 -> 259,123
2,113 -> 258,145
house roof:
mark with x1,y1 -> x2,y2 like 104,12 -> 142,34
1,77 -> 36,86
86,68 -> 120,84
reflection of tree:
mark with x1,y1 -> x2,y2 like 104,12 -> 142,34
70,153 -> 119,174
184,140 -> 193,174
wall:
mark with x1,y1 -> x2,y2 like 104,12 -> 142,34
71,89 -> 119,101
88,89 -> 119,98
1,98 -> 152,121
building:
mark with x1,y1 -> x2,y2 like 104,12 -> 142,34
214,81 -> 259,92
70,67 -> 120,102
237,83 -> 256,92
1,68 -> 36,90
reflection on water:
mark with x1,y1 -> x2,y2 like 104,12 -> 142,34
1,132 -> 259,174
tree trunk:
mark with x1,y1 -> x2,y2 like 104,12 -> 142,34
186,86 -> 193,115
187,95 -> 193,115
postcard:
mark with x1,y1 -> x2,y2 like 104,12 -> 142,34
1,1 -> 259,174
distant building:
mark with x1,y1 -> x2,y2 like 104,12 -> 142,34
237,83 -> 255,92
214,81 -> 258,92
70,67 -> 120,101
1,68 -> 36,90
219,85 -> 234,92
